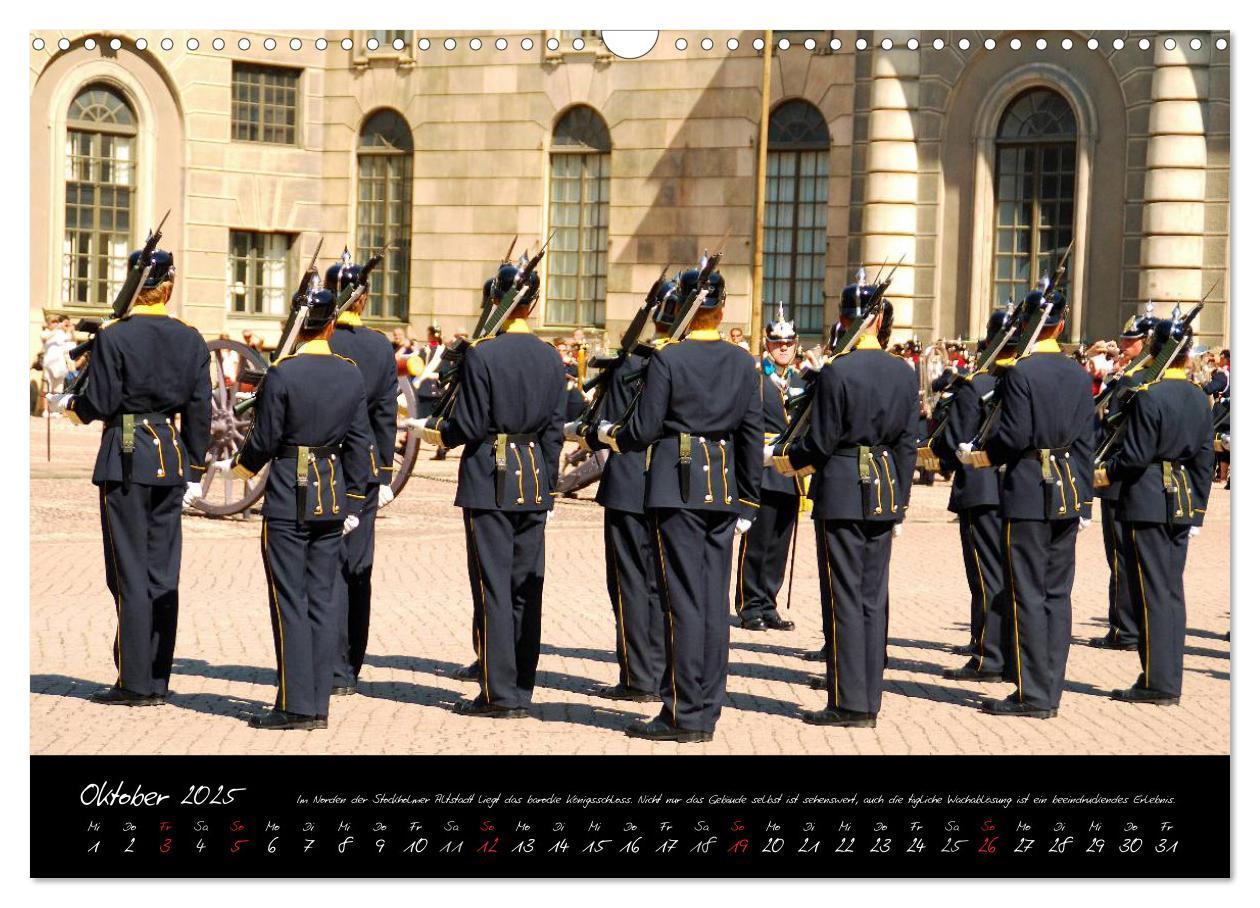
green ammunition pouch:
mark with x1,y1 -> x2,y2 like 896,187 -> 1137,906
491,433 -> 543,509
278,444 -> 343,523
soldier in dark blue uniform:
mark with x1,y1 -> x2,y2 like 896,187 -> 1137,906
1097,318 -> 1215,705
227,288 -> 375,730
933,309 -> 1011,682
773,280 -> 919,728
735,304 -> 803,632
588,286 -> 676,702
51,249 -> 211,706
325,253 -> 398,696
966,290 -> 1095,719
599,270 -> 764,742
423,264 -> 567,718
1090,308 -> 1158,651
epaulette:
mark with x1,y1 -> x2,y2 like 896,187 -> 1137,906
469,335 -> 494,347
272,353 -> 298,366
333,353 -> 359,366
654,338 -> 679,349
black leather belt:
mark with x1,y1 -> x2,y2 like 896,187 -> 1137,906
278,444 -> 342,459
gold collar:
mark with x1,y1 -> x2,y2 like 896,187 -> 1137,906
130,302 -> 168,317
298,339 -> 332,355
687,328 -> 721,341
336,312 -> 363,327
503,318 -> 532,334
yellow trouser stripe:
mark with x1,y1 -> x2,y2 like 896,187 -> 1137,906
1132,526 -> 1152,688
262,518 -> 287,711
968,513 -> 990,671
654,514 -> 678,725
1006,521 -> 1024,702
102,488 -> 123,686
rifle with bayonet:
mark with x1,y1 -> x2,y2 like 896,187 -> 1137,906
594,240 -> 729,434
422,235 -> 553,435
1094,301 -> 1204,466
332,241 -> 393,317
66,210 -> 171,396
563,264 -> 671,442
233,239 -> 324,416
769,257 -> 903,466
963,240 -> 1075,455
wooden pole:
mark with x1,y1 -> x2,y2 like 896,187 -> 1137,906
749,29 -> 773,354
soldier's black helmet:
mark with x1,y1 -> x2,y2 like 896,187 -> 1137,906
301,289 -> 338,331
839,282 -> 880,319
677,269 -> 726,309
652,280 -> 681,328
1151,314 -> 1194,360
325,256 -> 364,295
978,307 -> 1016,353
128,248 -> 175,288
1023,287 -> 1069,328
1120,303 -> 1159,340
877,299 -> 894,349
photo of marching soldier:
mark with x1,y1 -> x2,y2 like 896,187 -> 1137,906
30,29 -> 1228,759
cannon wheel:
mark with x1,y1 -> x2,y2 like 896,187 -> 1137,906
386,375 -> 420,502
193,339 -> 269,517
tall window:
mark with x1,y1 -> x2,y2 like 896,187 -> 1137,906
231,63 -> 300,145
227,231 -> 295,315
356,110 -> 413,321
547,106 -> 611,327
992,88 -> 1077,306
763,100 -> 830,334
63,84 -> 135,308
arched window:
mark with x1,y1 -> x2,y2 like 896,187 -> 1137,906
356,109 -> 413,320
63,84 -> 136,307
992,88 -> 1077,306
764,100 -> 830,335
547,106 -> 611,327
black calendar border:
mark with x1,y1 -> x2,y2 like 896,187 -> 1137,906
30,753 -> 1230,879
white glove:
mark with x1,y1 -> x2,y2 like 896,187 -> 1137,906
763,445 -> 775,467
893,524 -> 903,538
734,517 -> 753,535
956,441 -> 974,456
377,483 -> 395,506
211,457 -> 235,473
1079,517 -> 1093,531
342,514 -> 360,536
1189,526 -> 1201,538
546,509 -> 556,524
563,420 -> 581,438
596,421 -> 617,447
46,392 -> 74,415
1220,434 -> 1230,451
403,418 -> 427,433
182,482 -> 202,508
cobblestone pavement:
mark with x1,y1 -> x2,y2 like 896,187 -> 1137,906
30,416 -> 1230,756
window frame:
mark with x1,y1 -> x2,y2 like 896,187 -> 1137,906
355,109 -> 414,323
544,106 -> 612,330
225,230 -> 298,318
230,61 -> 303,147
762,99 -> 831,337
61,83 -> 138,312
989,88 -> 1078,309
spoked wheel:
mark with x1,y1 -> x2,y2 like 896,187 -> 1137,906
193,339 -> 269,517
386,375 -> 420,503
